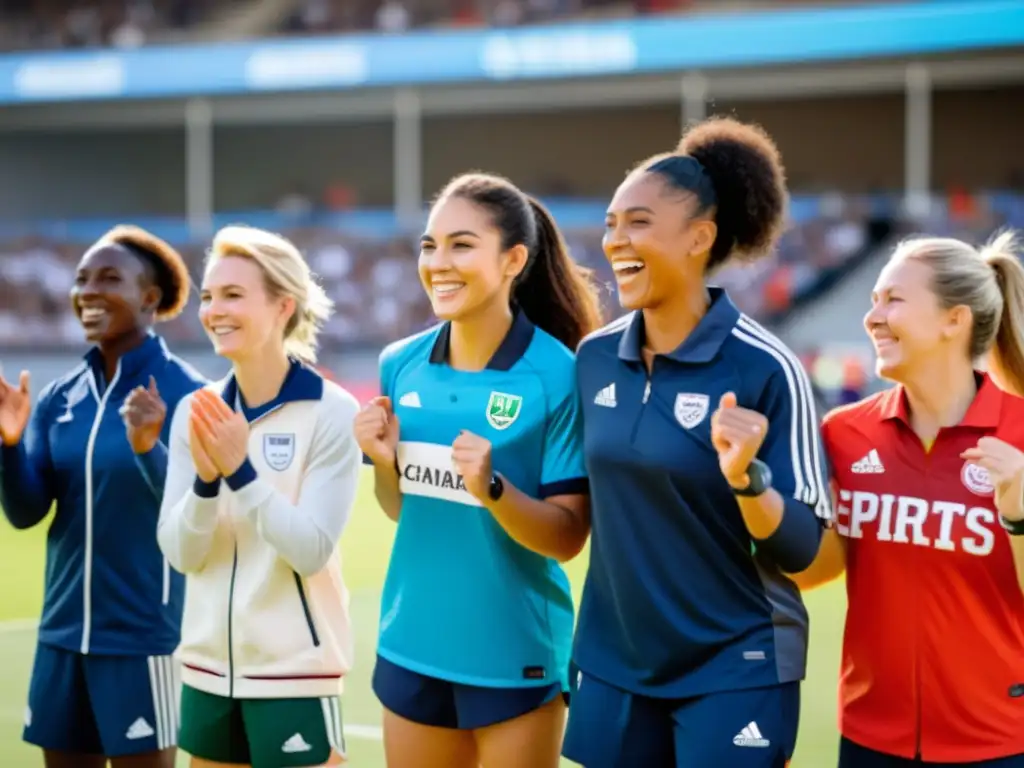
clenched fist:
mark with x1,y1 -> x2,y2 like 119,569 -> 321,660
711,392 -> 769,488
120,376 -> 167,455
451,431 -> 493,502
961,437 -> 1024,522
355,396 -> 400,467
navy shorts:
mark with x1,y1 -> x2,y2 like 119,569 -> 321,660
563,670 -> 799,768
839,737 -> 1024,767
372,654 -> 563,730
24,642 -> 179,757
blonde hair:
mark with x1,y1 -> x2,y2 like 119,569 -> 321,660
208,225 -> 333,364
894,230 -> 1024,393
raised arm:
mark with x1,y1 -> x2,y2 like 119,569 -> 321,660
0,376 -> 57,530
156,396 -> 221,573
226,391 -> 361,577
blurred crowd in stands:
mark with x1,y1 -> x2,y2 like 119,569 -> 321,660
0,0 -> 868,51
0,191 -> 1019,404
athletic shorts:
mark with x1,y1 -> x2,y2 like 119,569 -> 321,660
372,654 -> 563,730
23,642 -> 179,757
179,684 -> 345,768
562,670 -> 799,768
839,737 -> 1024,767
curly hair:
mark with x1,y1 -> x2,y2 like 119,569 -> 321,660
640,117 -> 789,272
101,225 -> 191,321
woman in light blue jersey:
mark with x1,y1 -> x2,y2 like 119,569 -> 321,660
354,173 -> 603,768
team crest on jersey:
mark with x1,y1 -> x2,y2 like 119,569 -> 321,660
962,462 -> 994,497
674,393 -> 709,429
263,433 -> 295,471
57,377 -> 90,424
485,391 -> 523,431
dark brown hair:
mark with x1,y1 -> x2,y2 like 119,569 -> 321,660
437,172 -> 603,350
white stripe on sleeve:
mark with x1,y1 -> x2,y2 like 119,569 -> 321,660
731,317 -> 832,521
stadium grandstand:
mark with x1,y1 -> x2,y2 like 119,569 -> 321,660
0,0 -> 1023,765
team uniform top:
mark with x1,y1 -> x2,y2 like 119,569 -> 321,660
573,288 -> 831,699
372,310 -> 587,690
158,360 -> 362,700
0,333 -> 206,656
825,374 -> 1024,763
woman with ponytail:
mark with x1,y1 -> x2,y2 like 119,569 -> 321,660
565,118 -> 830,768
796,230 -> 1024,766
353,172 -> 601,767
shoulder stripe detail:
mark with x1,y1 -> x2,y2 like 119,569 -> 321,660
731,317 -> 832,521
580,312 -> 632,345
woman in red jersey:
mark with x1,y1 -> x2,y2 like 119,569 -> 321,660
796,230 -> 1024,767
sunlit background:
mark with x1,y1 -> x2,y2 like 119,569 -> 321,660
0,0 -> 1022,765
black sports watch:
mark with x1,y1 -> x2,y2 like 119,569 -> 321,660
488,473 -> 505,502
731,459 -> 772,497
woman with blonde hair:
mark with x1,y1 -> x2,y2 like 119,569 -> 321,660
798,231 -> 1024,767
158,225 -> 362,768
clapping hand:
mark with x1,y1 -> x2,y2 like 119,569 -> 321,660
190,390 -> 250,478
0,370 -> 31,447
121,376 -> 167,455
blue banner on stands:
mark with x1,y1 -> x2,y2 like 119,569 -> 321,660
0,0 -> 1020,105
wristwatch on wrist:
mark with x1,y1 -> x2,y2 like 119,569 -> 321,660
731,459 -> 772,497
488,473 -> 505,502
1000,515 -> 1024,536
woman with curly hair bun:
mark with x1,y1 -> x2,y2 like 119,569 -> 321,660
0,225 -> 206,768
564,118 -> 831,768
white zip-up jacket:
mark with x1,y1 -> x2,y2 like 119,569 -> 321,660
158,362 -> 361,699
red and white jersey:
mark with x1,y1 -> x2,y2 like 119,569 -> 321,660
824,374 -> 1024,763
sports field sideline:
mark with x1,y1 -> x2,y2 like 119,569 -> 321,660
0,468 -> 846,766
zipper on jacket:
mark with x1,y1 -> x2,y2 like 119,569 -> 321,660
629,370 -> 655,445
228,544 -> 238,697
294,573 -> 321,647
161,558 -> 170,606
81,362 -> 122,655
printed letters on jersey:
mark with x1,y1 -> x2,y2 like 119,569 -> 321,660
486,391 -> 523,431
673,392 -> 709,429
397,441 -> 482,507
263,433 -> 296,471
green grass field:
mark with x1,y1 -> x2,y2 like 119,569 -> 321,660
0,468 -> 846,766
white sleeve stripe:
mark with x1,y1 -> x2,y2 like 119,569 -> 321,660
732,318 -> 832,520
737,316 -> 831,520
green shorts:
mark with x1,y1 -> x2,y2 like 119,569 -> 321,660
179,684 -> 345,767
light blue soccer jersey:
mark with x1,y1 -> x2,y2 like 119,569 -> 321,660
374,311 -> 587,690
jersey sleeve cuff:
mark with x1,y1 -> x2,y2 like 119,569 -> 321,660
756,495 -> 823,573
193,476 -> 221,498
539,477 -> 589,498
226,458 -> 258,491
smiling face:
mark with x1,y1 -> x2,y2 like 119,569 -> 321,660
864,255 -> 972,381
602,171 -> 716,311
418,195 -> 528,322
70,242 -> 157,344
199,254 -> 295,362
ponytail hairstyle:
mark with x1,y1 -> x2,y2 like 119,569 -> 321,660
638,117 -> 789,271
893,230 -> 1024,394
208,225 -> 334,364
101,225 -> 191,321
437,173 -> 603,350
